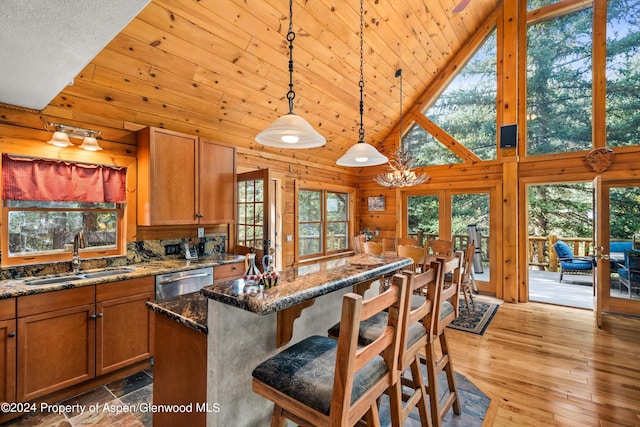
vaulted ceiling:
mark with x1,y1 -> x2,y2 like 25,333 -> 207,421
4,0 -> 500,167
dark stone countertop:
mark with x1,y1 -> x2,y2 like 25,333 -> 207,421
0,254 -> 245,300
146,254 -> 411,335
202,254 -> 412,315
146,293 -> 209,334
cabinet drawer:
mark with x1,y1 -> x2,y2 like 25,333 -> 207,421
17,286 -> 95,317
214,261 -> 244,281
96,277 -> 155,302
0,299 -> 16,321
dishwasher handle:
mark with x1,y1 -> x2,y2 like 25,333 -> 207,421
157,272 -> 212,285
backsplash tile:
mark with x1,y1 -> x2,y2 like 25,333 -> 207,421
0,234 -> 226,280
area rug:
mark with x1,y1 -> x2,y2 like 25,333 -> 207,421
448,299 -> 499,335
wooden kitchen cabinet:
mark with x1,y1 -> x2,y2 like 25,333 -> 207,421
17,286 -> 96,402
15,277 -> 154,402
96,277 -> 154,375
137,127 -> 236,226
0,299 -> 16,403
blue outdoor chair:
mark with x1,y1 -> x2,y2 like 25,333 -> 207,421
553,240 -> 595,283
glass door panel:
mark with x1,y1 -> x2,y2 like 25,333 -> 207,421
452,192 -> 490,280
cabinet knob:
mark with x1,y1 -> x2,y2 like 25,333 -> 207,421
97,313 -> 103,318
90,314 -> 97,319
8,332 -> 15,338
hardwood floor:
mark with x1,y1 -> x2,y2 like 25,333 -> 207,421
448,297 -> 640,426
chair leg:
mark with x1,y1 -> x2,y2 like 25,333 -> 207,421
439,333 -> 461,416
271,405 -> 286,427
424,333 -> 462,427
410,355 -> 432,427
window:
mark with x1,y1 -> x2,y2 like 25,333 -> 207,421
4,201 -> 123,265
606,0 -> 640,148
298,189 -> 349,258
410,29 -> 497,166
237,178 -> 264,249
1,154 -> 127,266
526,7 -> 593,155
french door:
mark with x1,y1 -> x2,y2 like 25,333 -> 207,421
593,176 -> 640,326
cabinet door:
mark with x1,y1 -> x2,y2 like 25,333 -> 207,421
200,139 -> 236,224
96,292 -> 154,376
138,127 -> 198,225
17,304 -> 95,401
0,319 -> 16,403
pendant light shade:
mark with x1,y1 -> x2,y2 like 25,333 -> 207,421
79,132 -> 103,151
256,113 -> 325,148
47,131 -> 73,147
336,141 -> 388,166
336,0 -> 388,167
255,0 -> 325,149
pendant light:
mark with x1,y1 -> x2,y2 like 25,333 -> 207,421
374,69 -> 429,187
336,0 -> 388,167
255,0 -> 325,149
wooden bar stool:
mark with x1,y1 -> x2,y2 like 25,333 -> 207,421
328,261 -> 444,427
251,273 -> 409,427
422,255 -> 463,427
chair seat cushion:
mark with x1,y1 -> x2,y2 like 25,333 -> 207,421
328,313 -> 424,347
560,260 -> 593,270
618,267 -> 640,281
252,335 -> 388,416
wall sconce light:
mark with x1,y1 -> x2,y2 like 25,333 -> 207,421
46,122 -> 103,151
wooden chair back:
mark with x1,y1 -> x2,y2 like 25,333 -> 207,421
428,239 -> 453,257
252,273 -> 408,427
432,252 -> 463,335
398,263 -> 441,368
330,273 -> 408,425
363,241 -> 384,256
397,237 -> 419,246
397,244 -> 427,272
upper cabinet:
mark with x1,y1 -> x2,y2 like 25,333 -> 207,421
137,127 -> 236,226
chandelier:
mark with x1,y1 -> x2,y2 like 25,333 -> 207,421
374,69 -> 429,188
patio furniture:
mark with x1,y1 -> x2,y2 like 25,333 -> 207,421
618,249 -> 640,298
552,240 -> 594,283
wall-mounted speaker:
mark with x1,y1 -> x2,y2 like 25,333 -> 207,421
500,124 -> 517,148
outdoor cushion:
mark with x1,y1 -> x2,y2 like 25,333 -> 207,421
610,241 -> 633,253
554,241 -> 574,260
560,259 -> 593,270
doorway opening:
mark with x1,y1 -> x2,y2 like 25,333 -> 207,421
527,182 -> 594,309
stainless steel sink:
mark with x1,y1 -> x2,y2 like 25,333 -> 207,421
22,267 -> 136,285
23,275 -> 86,286
83,268 -> 135,278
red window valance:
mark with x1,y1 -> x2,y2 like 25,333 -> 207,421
2,154 -> 127,203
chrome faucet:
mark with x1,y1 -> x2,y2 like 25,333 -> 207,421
72,231 -> 86,273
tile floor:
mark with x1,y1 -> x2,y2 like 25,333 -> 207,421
1,370 -> 153,427
1,367 -> 488,426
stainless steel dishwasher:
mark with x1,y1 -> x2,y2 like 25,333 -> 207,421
155,266 -> 214,300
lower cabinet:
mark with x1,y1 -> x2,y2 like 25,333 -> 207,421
0,299 -> 16,403
96,278 -> 154,375
15,277 -> 154,402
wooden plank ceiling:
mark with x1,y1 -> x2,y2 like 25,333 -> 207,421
44,0 -> 499,167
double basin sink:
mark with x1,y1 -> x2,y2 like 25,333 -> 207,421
22,268 -> 137,286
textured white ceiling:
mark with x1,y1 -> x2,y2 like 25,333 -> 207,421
0,0 -> 150,110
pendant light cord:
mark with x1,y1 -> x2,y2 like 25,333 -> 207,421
287,0 -> 296,114
358,0 -> 365,144
396,68 -> 403,151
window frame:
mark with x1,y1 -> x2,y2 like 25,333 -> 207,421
1,202 -> 126,267
295,182 -> 355,262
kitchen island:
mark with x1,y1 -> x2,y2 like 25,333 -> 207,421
148,253 -> 411,427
